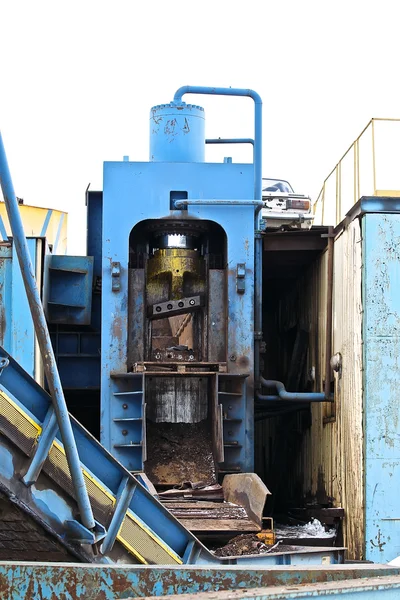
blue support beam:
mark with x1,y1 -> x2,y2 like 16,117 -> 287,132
22,406 -> 58,485
101,476 -> 136,554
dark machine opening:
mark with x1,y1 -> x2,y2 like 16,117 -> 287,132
128,219 -> 227,489
256,227 -> 329,515
48,324 -> 101,439
64,389 -> 101,439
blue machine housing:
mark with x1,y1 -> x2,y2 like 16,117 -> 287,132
100,159 -> 256,472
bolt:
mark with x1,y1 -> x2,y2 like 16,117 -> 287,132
167,304 -> 173,310
189,299 -> 195,306
178,301 -> 184,308
156,306 -> 162,312
229,354 -> 237,362
122,403 -> 128,409
122,430 -> 128,436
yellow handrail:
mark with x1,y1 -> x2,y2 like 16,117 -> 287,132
313,118 -> 400,226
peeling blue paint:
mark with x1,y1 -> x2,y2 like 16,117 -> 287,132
363,214 -> 400,562
0,446 -> 14,479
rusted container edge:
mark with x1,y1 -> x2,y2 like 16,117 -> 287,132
1,563 -> 400,599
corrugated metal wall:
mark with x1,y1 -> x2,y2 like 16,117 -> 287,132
303,218 -> 364,559
257,219 -> 364,559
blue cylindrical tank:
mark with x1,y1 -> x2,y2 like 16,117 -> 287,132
150,102 -> 205,162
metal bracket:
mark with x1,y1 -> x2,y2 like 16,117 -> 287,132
255,224 -> 266,236
111,262 -> 121,292
148,295 -> 203,319
65,519 -> 107,545
0,357 -> 9,378
236,263 -> 246,294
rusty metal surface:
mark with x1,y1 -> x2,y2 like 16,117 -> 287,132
140,576 -> 400,599
208,270 -> 227,363
222,474 -> 270,529
1,563 -> 399,599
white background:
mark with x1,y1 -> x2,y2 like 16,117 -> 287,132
1,0 -> 399,251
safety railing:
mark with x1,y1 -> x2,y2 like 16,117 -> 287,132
313,118 -> 400,226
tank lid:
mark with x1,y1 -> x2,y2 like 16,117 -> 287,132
151,101 -> 204,112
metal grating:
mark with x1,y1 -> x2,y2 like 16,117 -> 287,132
0,387 -> 180,564
119,511 -> 182,564
44,442 -> 114,524
0,389 -> 39,455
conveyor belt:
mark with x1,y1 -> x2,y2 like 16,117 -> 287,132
0,346 -> 344,566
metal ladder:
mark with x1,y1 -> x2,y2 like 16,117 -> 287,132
110,373 -> 146,471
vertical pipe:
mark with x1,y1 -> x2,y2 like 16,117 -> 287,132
335,166 -> 340,225
371,119 -> 377,195
354,141 -> 358,206
254,229 -> 263,389
324,226 -> 334,400
172,86 -> 263,386
356,139 -> 360,202
172,86 -> 262,201
0,132 -> 95,531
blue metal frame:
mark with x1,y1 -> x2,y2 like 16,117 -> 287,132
0,239 -> 38,377
101,160 -> 257,472
0,132 -> 96,532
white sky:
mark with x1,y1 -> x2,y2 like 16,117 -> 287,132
1,0 -> 400,253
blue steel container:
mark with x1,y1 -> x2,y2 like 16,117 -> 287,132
150,102 -> 205,162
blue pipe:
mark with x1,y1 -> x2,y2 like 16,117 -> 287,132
258,378 -> 326,402
0,132 -> 96,531
205,138 -> 254,146
173,86 -> 264,388
173,86 -> 262,202
174,199 -> 263,209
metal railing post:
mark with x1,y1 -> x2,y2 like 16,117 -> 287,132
371,118 -> 377,195
0,132 -> 95,531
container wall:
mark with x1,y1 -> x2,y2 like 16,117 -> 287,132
303,219 -> 364,559
363,213 -> 400,563
257,220 -> 364,559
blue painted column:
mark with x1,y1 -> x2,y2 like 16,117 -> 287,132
0,240 -> 37,377
11,238 -> 37,376
363,213 -> 400,562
